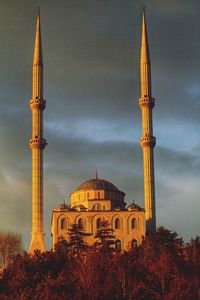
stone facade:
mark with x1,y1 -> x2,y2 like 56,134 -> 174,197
51,178 -> 145,251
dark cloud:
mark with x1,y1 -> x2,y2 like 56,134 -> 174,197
0,0 -> 199,249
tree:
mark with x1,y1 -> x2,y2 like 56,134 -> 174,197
0,231 -> 23,269
1,227 -> 200,299
183,236 -> 200,299
54,236 -> 69,254
139,227 -> 184,299
0,250 -> 77,299
94,220 -> 115,252
68,223 -> 90,254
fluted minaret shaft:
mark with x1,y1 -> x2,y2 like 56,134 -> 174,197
29,10 -> 47,253
139,11 -> 156,234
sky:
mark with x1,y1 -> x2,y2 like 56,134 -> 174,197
0,0 -> 199,250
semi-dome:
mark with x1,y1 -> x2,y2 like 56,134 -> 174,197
75,178 -> 120,192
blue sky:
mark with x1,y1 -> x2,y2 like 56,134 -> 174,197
0,0 -> 199,249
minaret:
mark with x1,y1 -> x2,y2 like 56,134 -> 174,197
29,9 -> 47,253
139,10 -> 156,233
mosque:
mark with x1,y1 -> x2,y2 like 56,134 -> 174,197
29,10 -> 156,253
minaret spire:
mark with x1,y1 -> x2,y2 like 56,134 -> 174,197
33,8 -> 43,98
139,10 -> 156,234
141,8 -> 151,98
29,10 -> 47,253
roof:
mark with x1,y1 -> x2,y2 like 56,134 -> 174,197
75,178 -> 120,192
127,202 -> 144,211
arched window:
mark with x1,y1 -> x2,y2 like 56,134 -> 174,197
103,205 -> 106,210
96,203 -> 101,210
115,239 -> 121,252
93,203 -> 101,211
78,218 -> 84,229
115,218 -> 120,229
96,218 -> 101,229
61,218 -> 66,230
131,239 -> 138,249
131,218 -> 137,229
87,192 -> 90,199
98,192 -> 100,199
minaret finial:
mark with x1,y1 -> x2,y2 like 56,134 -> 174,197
33,7 -> 43,70
141,7 -> 151,97
96,169 -> 98,180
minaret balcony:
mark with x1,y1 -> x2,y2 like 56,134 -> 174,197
29,137 -> 47,150
30,98 -> 46,110
139,97 -> 155,108
140,135 -> 156,148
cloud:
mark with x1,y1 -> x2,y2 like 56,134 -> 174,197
0,0 -> 199,249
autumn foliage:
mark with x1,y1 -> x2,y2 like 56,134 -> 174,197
0,227 -> 200,300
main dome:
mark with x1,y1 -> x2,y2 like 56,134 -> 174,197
75,178 -> 119,192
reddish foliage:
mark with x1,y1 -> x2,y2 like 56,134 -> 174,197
0,227 -> 199,300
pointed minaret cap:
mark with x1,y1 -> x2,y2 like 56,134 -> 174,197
95,169 -> 99,180
33,7 -> 43,66
141,7 -> 150,64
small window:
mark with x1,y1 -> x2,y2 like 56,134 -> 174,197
96,203 -> 101,210
96,218 -> 101,229
98,192 -> 100,199
93,203 -> 101,211
115,239 -> 121,252
115,218 -> 120,229
103,205 -> 106,210
78,218 -> 84,229
87,192 -> 90,199
131,218 -> 137,229
61,218 -> 66,230
131,239 -> 138,249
